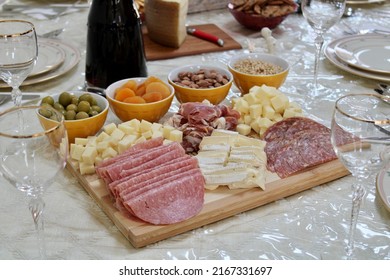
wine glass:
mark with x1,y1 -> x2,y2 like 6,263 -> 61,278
331,93 -> 390,259
0,106 -> 68,259
0,20 -> 38,106
301,0 -> 346,97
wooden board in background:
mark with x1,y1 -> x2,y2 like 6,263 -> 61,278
143,24 -> 242,61
67,160 -> 349,248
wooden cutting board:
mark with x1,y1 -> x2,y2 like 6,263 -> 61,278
143,24 -> 242,61
66,159 -> 349,248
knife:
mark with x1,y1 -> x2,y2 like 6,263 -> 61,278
187,27 -> 224,47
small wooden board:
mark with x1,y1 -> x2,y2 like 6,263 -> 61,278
143,24 -> 242,61
67,160 -> 349,248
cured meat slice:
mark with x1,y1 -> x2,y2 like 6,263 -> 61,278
105,142 -> 185,182
114,156 -> 198,198
263,117 -> 338,178
124,169 -> 205,225
95,137 -> 164,177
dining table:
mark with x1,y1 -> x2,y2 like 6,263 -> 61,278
0,0 -> 389,260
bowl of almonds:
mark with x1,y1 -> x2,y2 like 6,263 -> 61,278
228,0 -> 298,30
167,64 -> 233,104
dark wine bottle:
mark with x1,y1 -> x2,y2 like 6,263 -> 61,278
85,0 -> 147,91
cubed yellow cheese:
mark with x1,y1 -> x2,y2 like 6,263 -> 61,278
151,122 -> 163,132
124,119 -> 141,130
236,124 -> 251,136
139,120 -> 153,132
96,141 -> 110,153
79,162 -> 95,175
243,92 -> 258,104
233,98 -> 249,114
101,147 -> 118,159
262,105 -> 275,119
118,123 -> 137,135
162,125 -> 175,139
169,129 -> 183,142
81,146 -> 98,165
103,123 -> 117,135
70,144 -> 85,161
142,130 -> 153,139
96,131 -> 110,142
249,104 -> 262,119
74,138 -> 88,146
152,130 -> 164,139
271,94 -> 289,113
134,135 -> 147,144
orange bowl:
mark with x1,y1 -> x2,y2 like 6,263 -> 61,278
38,91 -> 109,144
228,53 -> 289,95
167,64 -> 233,104
106,77 -> 174,123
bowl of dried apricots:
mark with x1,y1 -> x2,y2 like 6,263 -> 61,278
105,76 -> 174,122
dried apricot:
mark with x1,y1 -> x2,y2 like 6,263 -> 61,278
135,83 -> 146,96
145,82 -> 170,98
142,91 -> 163,103
144,76 -> 162,87
122,80 -> 138,91
123,96 -> 146,104
115,88 -> 135,102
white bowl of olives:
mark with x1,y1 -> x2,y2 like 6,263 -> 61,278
39,91 -> 109,143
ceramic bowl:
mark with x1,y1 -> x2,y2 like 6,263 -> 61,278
106,77 -> 174,123
167,64 -> 233,104
38,91 -> 109,144
228,53 -> 289,95
227,2 -> 297,30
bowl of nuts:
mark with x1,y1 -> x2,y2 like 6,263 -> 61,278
38,91 -> 109,144
167,64 -> 233,104
228,53 -> 289,95
228,0 -> 298,30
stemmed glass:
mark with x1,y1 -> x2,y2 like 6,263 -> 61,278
331,93 -> 390,258
301,0 -> 346,97
0,106 -> 68,259
0,20 -> 38,106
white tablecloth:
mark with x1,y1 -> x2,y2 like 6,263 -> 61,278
0,0 -> 389,260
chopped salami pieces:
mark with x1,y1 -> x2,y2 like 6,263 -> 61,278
263,117 -> 338,178
96,138 -> 205,225
164,100 -> 241,153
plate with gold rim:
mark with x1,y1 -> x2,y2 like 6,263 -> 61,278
376,167 -> 390,212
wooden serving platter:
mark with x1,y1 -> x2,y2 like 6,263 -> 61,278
142,23 -> 242,61
66,159 -> 349,248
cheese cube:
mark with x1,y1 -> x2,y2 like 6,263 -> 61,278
233,98 -> 249,114
96,131 -> 110,142
139,119 -> 152,132
96,141 -> 110,153
134,135 -> 147,144
257,117 -> 274,128
249,104 -> 262,119
169,130 -> 183,142
261,85 -> 279,98
151,122 -> 163,132
82,146 -> 98,165
118,123 -> 137,135
142,130 -> 153,139
283,108 -> 299,119
152,130 -> 164,139
79,162 -> 95,175
236,124 -> 251,136
124,119 -> 141,130
102,147 -> 118,159
243,92 -> 258,104
162,125 -> 175,139
74,138 -> 88,146
244,114 -> 252,125
70,144 -> 85,161
271,94 -> 289,113
262,105 -> 275,119
87,136 -> 98,147
103,123 -> 117,135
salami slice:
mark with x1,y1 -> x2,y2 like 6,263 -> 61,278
263,117 -> 338,178
124,170 -> 205,225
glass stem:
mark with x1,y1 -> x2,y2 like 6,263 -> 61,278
11,86 -> 22,107
345,180 -> 365,259
313,33 -> 324,94
29,196 -> 47,259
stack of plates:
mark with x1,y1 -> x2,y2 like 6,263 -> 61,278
324,34 -> 390,82
0,38 -> 81,88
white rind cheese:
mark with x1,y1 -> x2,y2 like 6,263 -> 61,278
197,129 -> 267,190
145,0 -> 188,48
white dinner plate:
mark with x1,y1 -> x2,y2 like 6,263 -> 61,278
324,36 -> 390,83
346,0 -> 386,4
334,34 -> 390,74
0,38 -> 81,88
376,167 -> 390,212
29,39 -> 66,77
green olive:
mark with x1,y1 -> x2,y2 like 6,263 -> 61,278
79,93 -> 94,104
41,96 -> 55,106
65,110 -> 76,120
53,102 -> 64,111
58,92 -> 72,107
90,110 -> 99,117
77,101 -> 91,113
71,96 -> 79,105
38,108 -> 53,119
66,104 -> 78,112
91,105 -> 102,113
75,111 -> 89,120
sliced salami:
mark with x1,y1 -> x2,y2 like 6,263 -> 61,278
124,170 -> 205,225
263,117 -> 338,178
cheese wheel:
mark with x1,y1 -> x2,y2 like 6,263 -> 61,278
145,0 -> 188,48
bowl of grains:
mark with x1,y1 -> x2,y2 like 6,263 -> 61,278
228,0 -> 298,30
167,64 -> 233,104
228,53 -> 289,95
